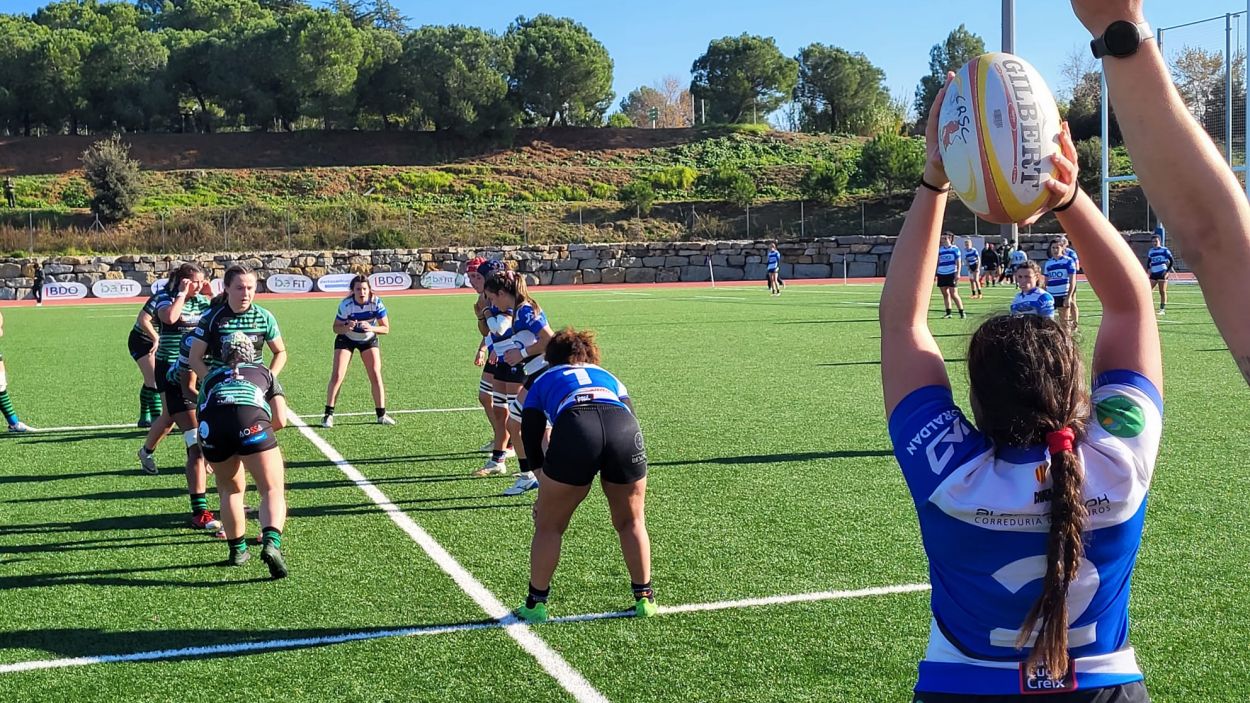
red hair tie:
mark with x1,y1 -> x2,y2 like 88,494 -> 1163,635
1046,427 -> 1076,454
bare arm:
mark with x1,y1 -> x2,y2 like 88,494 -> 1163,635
1049,127 -> 1162,390
136,310 -> 158,340
332,318 -> 354,335
267,338 -> 287,377
188,337 -> 210,382
1072,0 -> 1250,384
880,77 -> 954,415
370,315 -> 389,335
270,394 -> 288,430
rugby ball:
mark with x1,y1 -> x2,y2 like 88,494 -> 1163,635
937,53 -> 1062,224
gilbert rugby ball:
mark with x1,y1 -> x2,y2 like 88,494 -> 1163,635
937,53 -> 1061,224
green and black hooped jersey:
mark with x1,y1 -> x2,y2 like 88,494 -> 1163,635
197,363 -> 284,418
133,292 -> 162,336
153,292 -> 213,363
191,303 -> 281,372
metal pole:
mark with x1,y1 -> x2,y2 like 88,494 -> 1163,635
861,202 -> 866,234
1227,14 -> 1235,167
28,212 -> 33,254
1101,70 -> 1111,217
745,206 -> 750,237
1003,0 -> 1019,249
800,200 -> 805,238
1245,0 -> 1250,200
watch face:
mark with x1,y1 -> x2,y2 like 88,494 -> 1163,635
1105,20 -> 1141,56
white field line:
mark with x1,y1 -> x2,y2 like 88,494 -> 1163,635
20,407 -> 478,434
287,411 -> 609,703
0,583 -> 930,675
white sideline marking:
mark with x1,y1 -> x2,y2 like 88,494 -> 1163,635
0,583 -> 930,674
689,295 -> 746,301
19,407 -> 478,434
287,411 -> 609,703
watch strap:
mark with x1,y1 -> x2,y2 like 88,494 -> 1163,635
1091,21 -> 1152,59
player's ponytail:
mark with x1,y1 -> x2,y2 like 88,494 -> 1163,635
545,327 -> 600,366
484,269 -> 541,313
166,262 -> 203,296
967,314 -> 1090,680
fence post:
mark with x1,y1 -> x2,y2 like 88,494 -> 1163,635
222,211 -> 227,251
746,206 -> 750,238
800,200 -> 805,238
861,202 -> 866,234
28,212 -> 34,254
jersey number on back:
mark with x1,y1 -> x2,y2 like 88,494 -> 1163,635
562,368 -> 592,386
989,555 -> 1099,649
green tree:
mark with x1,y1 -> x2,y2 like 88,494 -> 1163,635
795,44 -> 889,135
81,26 -> 172,131
800,161 -> 850,204
913,25 -> 985,133
81,136 -> 143,222
858,133 -> 925,195
352,27 -> 406,129
607,112 -> 634,128
620,85 -> 665,127
286,10 -> 364,127
506,15 -> 614,127
690,34 -> 798,124
0,17 -> 47,135
618,180 -> 655,217
402,25 -> 514,134
330,0 -> 409,33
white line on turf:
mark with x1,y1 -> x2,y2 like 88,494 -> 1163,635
0,583 -> 930,674
21,407 -> 479,434
287,411 -> 610,703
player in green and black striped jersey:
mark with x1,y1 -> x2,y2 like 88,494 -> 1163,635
129,291 -> 163,427
0,311 -> 31,432
187,266 -> 286,381
199,330 -> 290,578
136,263 -> 223,535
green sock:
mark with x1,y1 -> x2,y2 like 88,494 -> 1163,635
0,390 -> 18,426
140,386 -> 160,420
228,537 -> 247,553
262,526 -> 282,549
190,493 -> 208,516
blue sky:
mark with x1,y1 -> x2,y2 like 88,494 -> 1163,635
6,0 -> 1249,118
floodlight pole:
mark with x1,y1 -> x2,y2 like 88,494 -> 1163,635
1246,0 -> 1250,200
1002,0 -> 1019,249
1227,14 -> 1235,169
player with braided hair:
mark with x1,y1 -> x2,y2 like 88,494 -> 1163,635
880,80 -> 1161,701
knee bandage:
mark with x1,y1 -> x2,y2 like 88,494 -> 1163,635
491,391 -> 506,406
0,370 -> 7,392
183,428 -> 199,448
478,378 -> 494,396
507,394 -> 522,423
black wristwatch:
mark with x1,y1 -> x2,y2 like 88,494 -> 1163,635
1091,20 -> 1152,59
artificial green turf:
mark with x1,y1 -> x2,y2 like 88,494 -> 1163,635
0,281 -> 1247,702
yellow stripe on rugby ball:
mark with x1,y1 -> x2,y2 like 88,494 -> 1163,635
938,53 -> 1061,225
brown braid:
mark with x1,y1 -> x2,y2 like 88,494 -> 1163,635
967,314 -> 1091,679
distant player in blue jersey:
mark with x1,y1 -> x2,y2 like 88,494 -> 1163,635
936,233 -> 966,319
322,275 -> 393,428
963,238 -> 982,298
1011,261 -> 1056,319
474,258 -> 518,477
1058,235 -> 1082,327
1044,241 -> 1078,328
467,257 -> 508,455
484,270 -> 555,496
1145,235 -> 1175,315
883,104 -> 1161,701
199,332 -> 290,578
514,327 -> 653,623
766,242 -> 782,296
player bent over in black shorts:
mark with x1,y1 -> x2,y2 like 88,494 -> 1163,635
514,328 -> 654,622
198,332 -> 290,578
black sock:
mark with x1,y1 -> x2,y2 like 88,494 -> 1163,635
228,536 -> 247,553
262,526 -> 282,549
491,450 -> 506,462
375,407 -> 386,418
526,583 -> 549,609
632,581 -> 654,602
190,492 -> 208,516
518,458 -> 530,473
324,405 -> 334,417
945,308 -> 951,315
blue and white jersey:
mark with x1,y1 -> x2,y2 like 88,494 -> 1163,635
937,246 -> 961,276
1043,257 -> 1077,298
963,247 -> 980,269
1011,288 -> 1056,319
889,371 -> 1162,696
336,296 -> 387,342
490,302 -> 549,374
766,249 -> 781,272
1147,246 -> 1174,275
523,363 -> 630,423
1009,250 -> 1029,268
1065,247 -> 1080,268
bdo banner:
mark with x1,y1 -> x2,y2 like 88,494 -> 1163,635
42,281 -> 89,300
368,272 -> 412,292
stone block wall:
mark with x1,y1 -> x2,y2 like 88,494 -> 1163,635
0,232 -> 1159,300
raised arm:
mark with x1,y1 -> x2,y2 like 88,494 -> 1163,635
1072,0 -> 1250,385
1049,126 -> 1162,390
880,77 -> 954,415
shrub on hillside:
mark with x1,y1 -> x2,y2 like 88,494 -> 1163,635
857,133 -> 924,195
80,136 -> 142,222
699,166 -> 757,208
649,165 -> 697,191
608,113 -> 635,128
618,180 -> 656,216
800,161 -> 850,205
